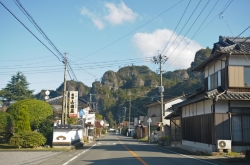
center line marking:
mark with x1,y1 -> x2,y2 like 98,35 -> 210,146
116,137 -> 148,165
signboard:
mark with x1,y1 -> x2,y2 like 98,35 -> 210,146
69,91 -> 78,117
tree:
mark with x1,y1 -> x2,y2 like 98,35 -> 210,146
0,112 -> 15,141
37,116 -> 53,146
7,99 -> 53,131
95,113 -> 103,120
0,71 -> 34,101
10,131 -> 46,148
105,111 -> 115,127
12,105 -> 31,133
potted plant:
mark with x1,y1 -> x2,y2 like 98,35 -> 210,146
159,135 -> 170,146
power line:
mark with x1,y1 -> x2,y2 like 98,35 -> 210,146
165,0 -> 218,70
0,1 -> 62,62
166,0 -> 209,59
67,59 -> 98,79
161,0 -> 191,55
76,0 -> 183,61
220,0 -> 233,14
163,0 -> 202,57
13,0 -> 64,60
195,0 -> 233,37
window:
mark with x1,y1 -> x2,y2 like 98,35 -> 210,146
244,67 -> 250,86
228,66 -> 247,87
231,108 -> 250,143
208,70 -> 221,90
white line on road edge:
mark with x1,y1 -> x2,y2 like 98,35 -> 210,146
152,145 -> 218,165
62,144 -> 96,165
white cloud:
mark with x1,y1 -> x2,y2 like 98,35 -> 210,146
104,1 -> 137,25
80,7 -> 104,30
133,29 -> 203,70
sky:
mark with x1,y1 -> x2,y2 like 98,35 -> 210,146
1,0 -> 250,94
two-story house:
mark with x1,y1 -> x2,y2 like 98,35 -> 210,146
144,96 -> 186,137
171,36 -> 250,153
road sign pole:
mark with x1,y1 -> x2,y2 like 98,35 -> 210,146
147,117 -> 152,143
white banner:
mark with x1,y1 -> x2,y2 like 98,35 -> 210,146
69,91 -> 78,117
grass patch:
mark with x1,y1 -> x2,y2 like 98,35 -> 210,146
139,137 -> 148,142
226,152 -> 241,157
0,143 -> 71,151
0,143 -> 16,149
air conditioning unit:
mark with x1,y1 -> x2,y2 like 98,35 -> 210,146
217,140 -> 231,150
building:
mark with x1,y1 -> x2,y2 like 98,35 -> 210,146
144,96 -> 186,137
170,36 -> 250,152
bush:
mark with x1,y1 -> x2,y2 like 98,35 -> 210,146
67,117 -> 78,125
0,112 -> 14,142
102,128 -> 107,134
7,99 -> 53,130
10,131 -> 46,149
160,135 -> 169,140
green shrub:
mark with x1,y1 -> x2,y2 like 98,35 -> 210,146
10,131 -> 46,149
9,134 -> 22,149
0,112 -> 15,142
102,128 -> 107,134
67,117 -> 78,125
160,135 -> 169,140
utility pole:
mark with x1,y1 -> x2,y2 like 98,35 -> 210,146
65,91 -> 68,124
123,107 -> 127,122
89,93 -> 96,111
62,52 -> 68,125
152,53 -> 168,137
128,98 -> 131,136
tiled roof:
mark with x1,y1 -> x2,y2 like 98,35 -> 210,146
212,36 -> 250,54
206,89 -> 250,100
172,89 -> 250,109
192,36 -> 250,71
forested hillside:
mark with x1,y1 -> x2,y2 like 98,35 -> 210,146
36,47 -> 211,127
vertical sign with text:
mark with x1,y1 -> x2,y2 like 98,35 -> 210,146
69,91 -> 78,117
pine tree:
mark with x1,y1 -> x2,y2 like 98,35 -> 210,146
0,71 -> 34,101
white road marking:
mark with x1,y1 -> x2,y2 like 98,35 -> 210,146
62,144 -> 96,165
152,145 -> 218,165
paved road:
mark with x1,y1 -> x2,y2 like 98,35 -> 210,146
47,133 -> 228,165
1,133 -> 246,165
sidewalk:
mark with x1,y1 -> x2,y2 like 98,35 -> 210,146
153,144 -> 248,165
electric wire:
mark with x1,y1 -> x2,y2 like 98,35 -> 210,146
166,0 -> 209,59
165,0 -> 217,70
0,1 -> 62,62
12,0 -> 81,82
13,0 -> 64,59
161,0 -> 191,55
195,0 -> 233,37
76,0 -> 183,61
162,0 -> 201,57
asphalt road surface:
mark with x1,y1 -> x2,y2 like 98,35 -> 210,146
46,132 -> 229,165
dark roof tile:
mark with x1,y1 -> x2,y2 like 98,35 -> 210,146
192,36 -> 250,71
172,89 -> 250,109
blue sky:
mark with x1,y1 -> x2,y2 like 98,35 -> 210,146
1,0 -> 250,94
